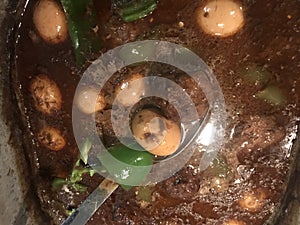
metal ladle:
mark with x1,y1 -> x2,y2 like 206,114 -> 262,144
64,40 -> 227,225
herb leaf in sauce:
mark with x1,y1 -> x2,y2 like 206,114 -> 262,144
52,178 -> 67,189
98,144 -> 153,190
52,159 -> 96,192
60,0 -> 100,67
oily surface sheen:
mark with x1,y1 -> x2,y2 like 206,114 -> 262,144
13,0 -> 300,224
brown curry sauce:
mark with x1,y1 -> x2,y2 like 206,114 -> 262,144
13,0 -> 300,224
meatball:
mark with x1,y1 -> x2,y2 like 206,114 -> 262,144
131,109 -> 181,156
30,74 -> 62,115
197,0 -> 244,37
75,86 -> 106,114
37,126 -> 66,151
33,0 -> 68,44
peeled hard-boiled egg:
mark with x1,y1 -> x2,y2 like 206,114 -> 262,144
115,73 -> 145,107
197,0 -> 244,37
37,126 -> 66,151
75,86 -> 106,114
131,109 -> 181,156
30,74 -> 62,115
33,0 -> 68,44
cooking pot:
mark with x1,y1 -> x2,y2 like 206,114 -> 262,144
0,0 -> 299,224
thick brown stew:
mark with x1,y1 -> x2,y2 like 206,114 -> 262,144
12,0 -> 299,224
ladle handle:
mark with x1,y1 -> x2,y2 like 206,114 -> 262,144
61,179 -> 119,225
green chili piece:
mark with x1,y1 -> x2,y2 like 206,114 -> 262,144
98,144 -> 153,190
116,0 -> 158,22
60,0 -> 100,67
239,64 -> 270,86
137,186 -> 152,202
255,85 -> 286,106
